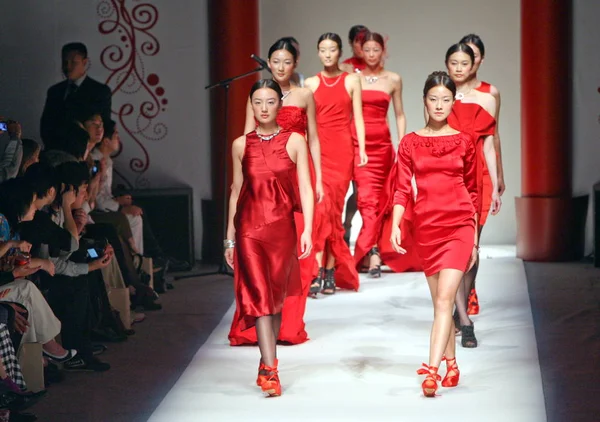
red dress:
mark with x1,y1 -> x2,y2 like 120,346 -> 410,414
448,101 -> 496,226
351,90 -> 395,268
342,57 -> 366,73
229,107 -> 312,345
228,130 -> 301,333
313,72 -> 359,290
393,132 -> 478,276
476,81 -> 492,93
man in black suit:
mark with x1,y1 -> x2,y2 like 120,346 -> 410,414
40,42 -> 112,151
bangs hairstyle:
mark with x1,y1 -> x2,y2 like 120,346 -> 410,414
268,38 -> 298,62
459,33 -> 485,57
361,31 -> 385,48
249,79 -> 284,100
445,43 -> 475,65
317,32 -> 343,53
23,162 -> 59,199
62,42 -> 88,59
0,178 -> 36,229
423,71 -> 457,98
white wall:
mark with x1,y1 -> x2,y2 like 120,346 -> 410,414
0,0 -> 211,259
572,0 -> 600,256
260,0 -> 521,245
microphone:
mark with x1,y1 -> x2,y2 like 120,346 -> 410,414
251,54 -> 271,74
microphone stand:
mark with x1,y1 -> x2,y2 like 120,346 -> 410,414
186,65 -> 264,279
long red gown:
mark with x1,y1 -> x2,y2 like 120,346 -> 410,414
229,130 -> 302,332
229,106 -> 313,345
351,90 -> 395,269
448,100 -> 496,226
312,72 -> 359,290
393,132 -> 478,276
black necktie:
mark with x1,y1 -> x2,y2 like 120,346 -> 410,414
65,82 -> 78,100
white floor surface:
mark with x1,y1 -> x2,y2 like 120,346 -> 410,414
149,256 -> 547,422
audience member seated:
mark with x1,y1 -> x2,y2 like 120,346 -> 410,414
0,121 -> 23,182
17,139 -> 41,177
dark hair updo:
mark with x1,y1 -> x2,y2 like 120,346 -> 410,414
268,38 -> 298,62
361,31 -> 385,49
317,33 -> 343,53
459,33 -> 485,58
445,43 -> 475,65
348,25 -> 368,43
249,79 -> 284,101
423,71 -> 457,98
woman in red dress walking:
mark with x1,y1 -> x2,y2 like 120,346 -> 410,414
305,32 -> 367,295
228,38 -> 322,346
351,31 -> 406,277
340,25 -> 368,74
390,71 -> 479,397
445,43 -> 500,348
458,33 -> 506,316
224,79 -> 314,397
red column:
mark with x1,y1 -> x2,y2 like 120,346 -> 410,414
208,0 -> 259,240
516,0 -> 573,260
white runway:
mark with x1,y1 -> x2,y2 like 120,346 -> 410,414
149,252 -> 547,422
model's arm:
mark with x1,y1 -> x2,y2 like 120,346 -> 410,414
304,90 -> 323,202
288,133 -> 314,258
390,136 -> 413,253
391,73 -> 406,140
349,74 -> 367,166
224,136 -> 246,269
463,134 -> 480,243
491,87 -> 505,196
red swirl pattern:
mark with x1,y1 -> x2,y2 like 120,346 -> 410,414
97,0 -> 168,187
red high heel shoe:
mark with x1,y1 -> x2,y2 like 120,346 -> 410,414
467,289 -> 479,315
256,361 -> 266,386
259,359 -> 281,397
441,356 -> 460,387
417,363 -> 441,397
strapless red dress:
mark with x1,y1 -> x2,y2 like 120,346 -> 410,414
229,106 -> 313,345
351,90 -> 395,268
448,101 -> 496,226
312,72 -> 359,290
229,130 -> 302,333
393,132 -> 478,276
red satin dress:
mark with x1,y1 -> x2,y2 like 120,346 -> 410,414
448,100 -> 496,226
351,90 -> 395,268
228,130 -> 302,335
393,132 -> 478,276
342,57 -> 366,73
229,107 -> 312,345
313,72 -> 359,290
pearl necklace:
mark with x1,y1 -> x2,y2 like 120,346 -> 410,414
256,127 -> 280,142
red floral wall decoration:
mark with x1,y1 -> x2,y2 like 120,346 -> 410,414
97,0 -> 168,187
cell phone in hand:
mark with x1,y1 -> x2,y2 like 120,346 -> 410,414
91,160 -> 101,176
0,122 -> 7,131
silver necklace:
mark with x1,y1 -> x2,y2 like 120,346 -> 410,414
281,90 -> 291,100
455,87 -> 472,101
365,75 -> 379,84
256,127 -> 281,142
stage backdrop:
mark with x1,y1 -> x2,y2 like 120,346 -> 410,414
572,0 -> 600,256
0,0 -> 210,259
259,0 -> 521,246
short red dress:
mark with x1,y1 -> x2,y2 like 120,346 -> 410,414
229,106 -> 313,345
448,101 -> 496,226
393,132 -> 478,276
230,130 -> 302,331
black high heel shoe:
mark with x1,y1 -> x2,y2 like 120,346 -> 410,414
321,268 -> 336,295
309,267 -> 324,298
368,247 -> 382,278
